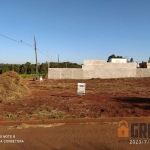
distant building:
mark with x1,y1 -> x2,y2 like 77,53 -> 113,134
139,61 -> 150,68
109,58 -> 127,63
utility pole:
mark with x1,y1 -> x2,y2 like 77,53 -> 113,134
47,51 -> 50,68
34,36 -> 38,80
58,54 -> 59,68
126,56 -> 128,62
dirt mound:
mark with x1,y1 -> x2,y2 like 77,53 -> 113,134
0,71 -> 30,103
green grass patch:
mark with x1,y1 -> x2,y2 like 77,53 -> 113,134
20,74 -> 47,79
49,113 -> 66,118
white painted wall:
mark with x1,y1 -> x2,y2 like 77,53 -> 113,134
109,58 -> 127,63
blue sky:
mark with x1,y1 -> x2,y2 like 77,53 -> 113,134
0,0 -> 150,64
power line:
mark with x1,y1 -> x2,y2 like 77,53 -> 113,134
0,33 -> 22,44
0,33 -> 34,48
37,48 -> 47,57
2,33 -> 148,61
35,46 -> 58,59
20,40 -> 34,49
0,33 -> 47,57
35,44 -> 50,57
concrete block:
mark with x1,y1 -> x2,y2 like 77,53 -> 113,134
82,64 -> 105,70
48,68 -> 61,79
136,68 -> 150,77
71,69 -> 83,79
84,60 -> 106,65
48,68 -> 83,79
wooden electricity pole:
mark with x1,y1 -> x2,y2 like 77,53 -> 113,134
58,54 -> 59,68
47,51 -> 50,68
34,36 -> 38,80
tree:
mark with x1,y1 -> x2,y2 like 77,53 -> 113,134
148,57 -> 150,63
39,63 -> 47,74
25,62 -> 32,74
20,64 -> 27,74
25,62 -> 31,66
30,64 -> 36,74
107,54 -> 123,62
14,65 -> 20,73
130,58 -> 133,62
2,66 -> 9,73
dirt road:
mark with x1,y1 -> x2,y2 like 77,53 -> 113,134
0,118 -> 150,150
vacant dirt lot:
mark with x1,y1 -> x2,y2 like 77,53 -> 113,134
0,77 -> 150,121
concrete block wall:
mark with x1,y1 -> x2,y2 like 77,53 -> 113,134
82,60 -> 137,79
84,60 -> 106,65
48,68 -> 83,79
48,60 -> 143,79
136,68 -> 150,77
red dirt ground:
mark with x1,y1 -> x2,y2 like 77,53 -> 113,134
1,122 -> 150,150
0,77 -> 150,121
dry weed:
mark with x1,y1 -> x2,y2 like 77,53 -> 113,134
0,71 -> 30,103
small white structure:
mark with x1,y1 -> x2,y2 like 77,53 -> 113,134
40,76 -> 43,83
109,58 -> 127,63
